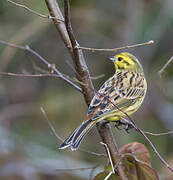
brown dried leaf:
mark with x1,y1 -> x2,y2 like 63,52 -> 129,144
94,142 -> 159,180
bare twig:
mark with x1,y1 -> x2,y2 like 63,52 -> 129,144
78,148 -> 107,157
40,107 -> 107,157
64,0 -> 95,105
89,164 -> 100,180
7,0 -> 63,22
76,40 -> 154,52
105,171 -> 113,180
100,142 -> 115,174
144,130 -> 173,136
41,107 -> 64,141
56,165 -> 100,180
96,91 -> 173,172
135,126 -> 173,172
91,74 -> 105,80
0,72 -> 60,78
56,167 -> 96,171
0,40 -> 81,92
0,17 -> 50,70
98,123 -> 128,180
158,55 -> 173,76
103,156 -> 124,180
0,71 -> 85,88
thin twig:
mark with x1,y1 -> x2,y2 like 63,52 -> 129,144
0,40 -> 81,92
105,171 -> 113,180
89,164 -> 100,180
76,40 -> 154,52
7,0 -> 63,22
64,0 -> 95,105
158,55 -> 173,76
100,142 -> 115,174
78,148 -> 107,157
144,130 -> 173,136
96,91 -> 135,127
40,107 -> 64,141
40,107 -> 107,157
96,91 -> 173,172
135,126 -> 173,172
65,60 -> 87,86
91,74 -> 105,80
0,71 -> 86,87
0,72 -> 60,78
101,142 -> 114,180
98,123 -> 128,180
56,167 -> 96,171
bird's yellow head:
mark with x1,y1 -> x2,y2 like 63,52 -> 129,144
110,52 -> 143,72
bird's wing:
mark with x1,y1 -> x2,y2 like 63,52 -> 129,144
115,70 -> 147,99
85,70 -> 146,121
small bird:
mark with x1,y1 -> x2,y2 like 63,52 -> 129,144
59,52 -> 147,151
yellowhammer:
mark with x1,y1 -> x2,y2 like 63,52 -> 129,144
59,52 -> 147,151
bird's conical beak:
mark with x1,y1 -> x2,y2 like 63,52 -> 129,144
109,56 -> 115,62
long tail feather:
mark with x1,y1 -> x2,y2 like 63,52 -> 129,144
59,119 -> 95,150
71,120 -> 95,151
59,128 -> 79,149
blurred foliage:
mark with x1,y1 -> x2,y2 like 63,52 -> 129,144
0,0 -> 173,179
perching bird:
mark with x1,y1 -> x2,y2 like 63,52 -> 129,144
59,52 -> 147,151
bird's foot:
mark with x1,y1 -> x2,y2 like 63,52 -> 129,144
114,119 -> 134,133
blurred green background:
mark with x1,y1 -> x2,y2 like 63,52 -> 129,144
0,0 -> 173,179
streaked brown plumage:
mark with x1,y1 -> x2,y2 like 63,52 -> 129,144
59,52 -> 147,151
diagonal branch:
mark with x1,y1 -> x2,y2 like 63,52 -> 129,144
64,0 -> 95,105
97,91 -> 173,172
7,0 -> 63,22
40,107 -> 107,158
0,40 -> 81,92
158,55 -> 173,76
45,0 -> 127,178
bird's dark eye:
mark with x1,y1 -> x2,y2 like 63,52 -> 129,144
118,57 -> 123,61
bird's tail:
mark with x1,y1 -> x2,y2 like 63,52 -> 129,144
59,119 -> 96,151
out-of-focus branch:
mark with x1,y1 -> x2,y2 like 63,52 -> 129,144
135,124 -> 173,172
40,107 -> 107,158
0,40 -> 81,92
7,0 -> 63,21
0,72 -> 60,78
158,55 -> 173,76
77,40 -> 154,52
0,17 -> 50,70
56,167 -> 97,171
144,130 -> 173,136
